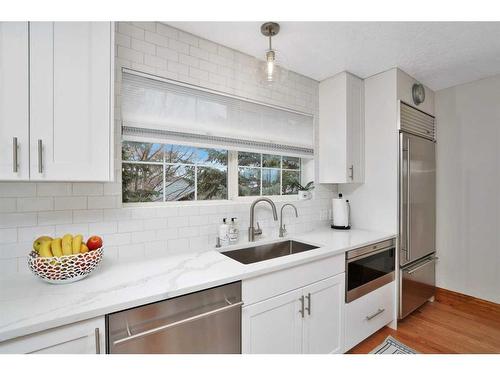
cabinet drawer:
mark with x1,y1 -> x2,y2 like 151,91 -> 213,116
345,281 -> 395,351
243,254 -> 344,306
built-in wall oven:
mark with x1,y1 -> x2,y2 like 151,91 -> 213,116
346,239 -> 396,303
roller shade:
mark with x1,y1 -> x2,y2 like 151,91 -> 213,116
121,70 -> 314,157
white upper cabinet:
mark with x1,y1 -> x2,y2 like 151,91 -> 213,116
30,22 -> 114,181
0,22 -> 30,180
319,71 -> 364,184
0,22 -> 114,182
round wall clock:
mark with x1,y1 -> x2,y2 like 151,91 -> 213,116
412,83 -> 426,105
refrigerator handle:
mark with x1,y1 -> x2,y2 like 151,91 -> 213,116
406,137 -> 411,261
399,134 -> 409,261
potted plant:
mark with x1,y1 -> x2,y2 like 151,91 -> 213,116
294,181 -> 314,200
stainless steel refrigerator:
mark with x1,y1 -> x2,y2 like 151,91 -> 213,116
398,103 -> 437,319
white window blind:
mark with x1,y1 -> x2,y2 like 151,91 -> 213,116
121,69 -> 314,158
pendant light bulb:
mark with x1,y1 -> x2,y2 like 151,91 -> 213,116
266,50 -> 275,82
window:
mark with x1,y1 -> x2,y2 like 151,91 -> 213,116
122,141 -> 227,202
238,152 -> 301,197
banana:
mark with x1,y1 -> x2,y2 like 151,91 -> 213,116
62,234 -> 73,256
72,234 -> 83,255
80,243 -> 89,253
33,236 -> 53,253
51,238 -> 63,257
39,241 -> 53,257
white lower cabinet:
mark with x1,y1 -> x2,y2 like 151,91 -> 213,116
242,273 -> 345,354
0,316 -> 105,354
344,281 -> 395,351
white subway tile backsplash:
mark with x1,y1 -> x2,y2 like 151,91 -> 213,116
131,230 -> 156,244
168,238 -> 189,253
0,183 -> 36,197
0,198 -> 17,213
144,241 -> 168,258
18,225 -> 56,242
118,23 -> 145,40
0,213 -> 37,228
106,233 -> 132,246
54,196 -> 87,210
0,228 -> 17,244
167,216 -> 189,228
36,183 -> 72,197
156,227 -> 178,240
0,258 -> 17,277
118,220 -> 144,233
0,22 -> 330,272
88,196 -> 118,209
178,226 -> 199,238
73,209 -> 104,224
37,211 -> 72,226
156,46 -> 178,61
72,183 -> 104,196
89,221 -> 118,235
156,23 -> 178,39
118,243 -> 145,260
145,30 -> 169,47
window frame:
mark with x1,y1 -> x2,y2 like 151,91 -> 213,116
121,141 -> 305,206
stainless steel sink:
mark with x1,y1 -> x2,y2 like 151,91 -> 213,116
221,240 -> 318,264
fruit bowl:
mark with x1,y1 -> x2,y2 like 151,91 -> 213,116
27,248 -> 104,284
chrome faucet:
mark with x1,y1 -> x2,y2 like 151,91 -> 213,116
248,197 -> 278,242
279,203 -> 298,238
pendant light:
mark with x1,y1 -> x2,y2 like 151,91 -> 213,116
260,22 -> 287,85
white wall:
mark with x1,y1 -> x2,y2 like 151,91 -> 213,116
435,74 -> 500,303
0,22 -> 334,276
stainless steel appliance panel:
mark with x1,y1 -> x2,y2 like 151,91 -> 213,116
399,131 -> 436,266
399,255 -> 437,319
107,282 -> 241,354
346,239 -> 396,303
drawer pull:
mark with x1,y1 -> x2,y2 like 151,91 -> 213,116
366,308 -> 385,321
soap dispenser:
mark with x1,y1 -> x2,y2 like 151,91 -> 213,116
218,218 -> 230,246
228,217 -> 239,244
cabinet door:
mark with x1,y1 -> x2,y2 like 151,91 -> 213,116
0,317 -> 105,354
302,274 -> 345,354
29,22 -> 113,181
0,22 -> 29,180
242,288 -> 303,354
346,73 -> 364,183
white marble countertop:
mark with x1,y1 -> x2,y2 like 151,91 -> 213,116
0,226 -> 395,342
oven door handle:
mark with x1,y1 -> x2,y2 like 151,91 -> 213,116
347,246 -> 394,263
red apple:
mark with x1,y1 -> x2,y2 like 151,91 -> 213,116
86,236 -> 103,251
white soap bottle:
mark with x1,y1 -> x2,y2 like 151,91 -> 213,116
218,218 -> 229,246
229,217 -> 239,244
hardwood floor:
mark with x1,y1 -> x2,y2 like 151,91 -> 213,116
348,287 -> 500,354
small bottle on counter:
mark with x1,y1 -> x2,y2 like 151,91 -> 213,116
229,217 -> 239,244
218,218 -> 230,246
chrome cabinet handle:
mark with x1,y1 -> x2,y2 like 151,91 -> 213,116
13,137 -> 18,173
348,165 -> 354,180
113,301 -> 243,346
366,308 -> 385,321
37,139 -> 43,174
299,295 -> 305,318
406,256 -> 438,275
405,137 -> 411,261
305,293 -> 311,316
95,328 -> 100,354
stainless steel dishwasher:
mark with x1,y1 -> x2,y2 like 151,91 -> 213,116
107,282 -> 242,354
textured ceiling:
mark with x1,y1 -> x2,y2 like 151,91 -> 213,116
168,22 -> 500,90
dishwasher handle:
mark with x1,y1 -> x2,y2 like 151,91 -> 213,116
112,300 -> 243,346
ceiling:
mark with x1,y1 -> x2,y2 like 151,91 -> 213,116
169,22 -> 500,91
